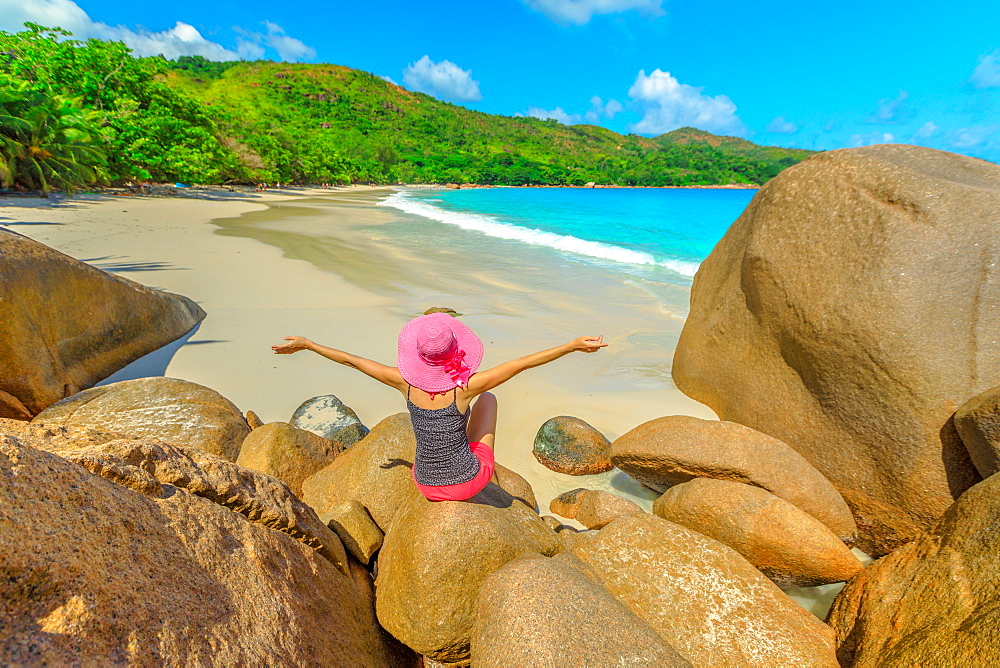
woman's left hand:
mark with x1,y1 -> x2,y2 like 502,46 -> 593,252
272,336 -> 312,354
570,335 -> 607,353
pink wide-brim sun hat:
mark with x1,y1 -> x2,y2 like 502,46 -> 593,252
397,312 -> 484,393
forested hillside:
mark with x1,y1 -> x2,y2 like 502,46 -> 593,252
0,24 -> 813,192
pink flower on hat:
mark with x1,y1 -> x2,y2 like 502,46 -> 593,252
398,313 -> 484,393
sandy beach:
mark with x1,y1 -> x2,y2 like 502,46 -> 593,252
0,186 -> 716,514
1,185 -> 867,618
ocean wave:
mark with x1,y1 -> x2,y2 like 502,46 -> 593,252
377,192 -> 700,277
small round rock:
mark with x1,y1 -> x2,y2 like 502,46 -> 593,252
533,416 -> 613,475
290,394 -> 368,446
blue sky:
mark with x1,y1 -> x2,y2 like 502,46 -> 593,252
3,0 -> 999,160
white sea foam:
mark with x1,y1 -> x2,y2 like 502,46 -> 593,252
377,192 -> 700,277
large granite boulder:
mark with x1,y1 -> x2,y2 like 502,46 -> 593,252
375,489 -> 562,663
653,478 -> 863,587
236,421 -> 342,497
611,416 -> 856,540
6,418 -> 347,571
290,394 -> 369,446
33,377 -> 249,461
0,229 -> 205,420
672,145 -> 999,555
828,471 -> 1000,666
532,416 -> 613,475
470,553 -> 690,667
0,425 -> 410,665
954,385 -> 1000,478
569,513 -> 838,666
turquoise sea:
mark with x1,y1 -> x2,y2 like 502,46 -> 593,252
377,187 -> 757,285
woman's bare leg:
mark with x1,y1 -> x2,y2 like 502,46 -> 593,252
467,392 -> 497,450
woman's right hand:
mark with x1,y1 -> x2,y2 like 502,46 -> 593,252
570,335 -> 607,353
272,336 -> 313,354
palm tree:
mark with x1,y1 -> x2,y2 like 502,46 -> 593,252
0,85 -> 108,194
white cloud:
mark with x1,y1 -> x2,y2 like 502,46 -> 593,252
971,49 -> 1000,89
523,0 -> 665,25
0,0 -> 316,62
234,21 -> 315,62
766,116 -> 799,134
109,21 -> 240,60
947,125 -> 997,149
914,121 -> 938,140
524,106 -> 578,123
380,75 -> 400,86
0,0 -> 90,35
236,38 -> 266,60
849,132 -> 896,147
0,0 -> 240,59
588,95 -> 623,121
869,90 -> 909,123
627,69 -> 744,136
521,95 -> 623,125
403,55 -> 482,102
261,21 -> 314,61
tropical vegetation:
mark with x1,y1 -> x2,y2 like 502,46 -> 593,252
0,23 -> 814,192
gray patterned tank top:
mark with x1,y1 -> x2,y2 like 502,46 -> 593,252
406,386 -> 480,486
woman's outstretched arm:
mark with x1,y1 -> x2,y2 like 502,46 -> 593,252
467,336 -> 606,395
272,336 -> 406,390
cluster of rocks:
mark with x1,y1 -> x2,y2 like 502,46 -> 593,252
672,144 -> 1000,557
666,144 -> 1000,663
4,143 -> 1000,665
531,144 -> 1000,663
3,379 -> 845,665
540,415 -> 863,589
0,415 -> 408,665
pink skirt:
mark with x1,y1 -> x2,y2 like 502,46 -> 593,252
412,441 -> 495,502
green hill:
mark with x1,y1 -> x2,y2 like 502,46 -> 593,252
660,126 -> 812,163
166,58 -> 813,186
0,25 -> 813,190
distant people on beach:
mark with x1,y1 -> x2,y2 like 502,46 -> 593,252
272,314 -> 606,502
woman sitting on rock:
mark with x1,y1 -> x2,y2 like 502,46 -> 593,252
272,313 -> 606,501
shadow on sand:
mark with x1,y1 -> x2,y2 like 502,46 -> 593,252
82,255 -> 184,273
97,324 -> 228,386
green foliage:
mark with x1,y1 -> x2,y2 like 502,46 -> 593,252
169,55 -> 239,79
0,23 -> 244,188
0,83 -> 108,193
0,23 -> 813,190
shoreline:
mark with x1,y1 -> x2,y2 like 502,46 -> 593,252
0,181 -> 760,201
435,183 -> 761,190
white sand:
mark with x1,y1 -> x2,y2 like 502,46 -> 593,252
1,186 -> 715,516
